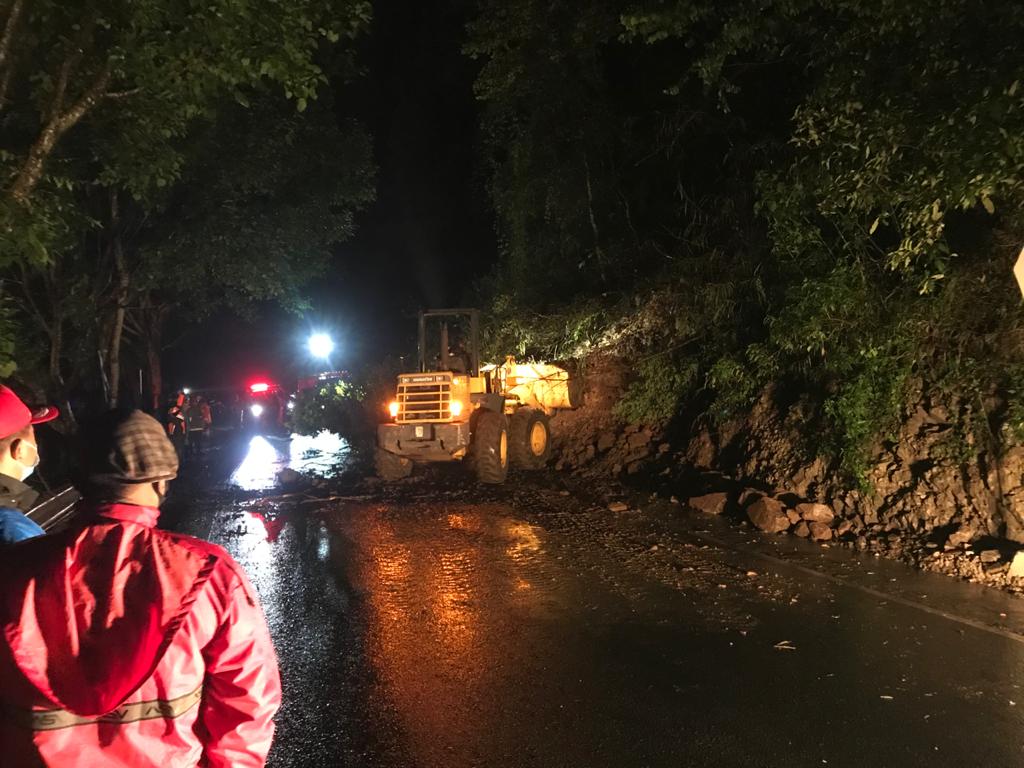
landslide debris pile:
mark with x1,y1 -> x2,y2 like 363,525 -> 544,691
549,355 -> 1024,593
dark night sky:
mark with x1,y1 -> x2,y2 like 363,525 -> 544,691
163,0 -> 496,391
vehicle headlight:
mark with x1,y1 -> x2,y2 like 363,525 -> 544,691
287,400 -> 295,411
250,404 -> 264,417
388,401 -> 400,419
449,399 -> 463,417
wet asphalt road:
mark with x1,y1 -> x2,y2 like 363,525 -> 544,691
163,433 -> 1024,767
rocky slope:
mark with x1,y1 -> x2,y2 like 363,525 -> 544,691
548,355 -> 1024,593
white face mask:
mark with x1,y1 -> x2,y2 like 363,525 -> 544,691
17,441 -> 39,481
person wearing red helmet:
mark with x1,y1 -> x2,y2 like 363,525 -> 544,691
0,385 -> 59,543
0,409 -> 281,767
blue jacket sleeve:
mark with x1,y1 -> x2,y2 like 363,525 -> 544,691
0,507 -> 45,543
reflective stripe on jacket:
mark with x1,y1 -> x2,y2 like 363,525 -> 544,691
0,502 -> 281,767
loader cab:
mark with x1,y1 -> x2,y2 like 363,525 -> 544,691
388,308 -> 500,426
417,308 -> 482,379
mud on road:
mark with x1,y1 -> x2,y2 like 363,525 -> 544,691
164,433 -> 1024,768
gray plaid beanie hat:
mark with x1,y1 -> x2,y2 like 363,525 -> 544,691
83,409 -> 179,485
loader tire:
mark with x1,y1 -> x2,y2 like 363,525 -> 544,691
472,410 -> 509,484
509,408 -> 551,469
375,448 -> 413,481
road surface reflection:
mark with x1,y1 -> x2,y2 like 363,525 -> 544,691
229,431 -> 349,491
331,505 -> 564,766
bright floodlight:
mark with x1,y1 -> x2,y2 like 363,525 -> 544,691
308,332 -> 334,359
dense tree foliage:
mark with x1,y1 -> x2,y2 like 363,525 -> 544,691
0,0 -> 374,414
468,0 -> 1024,478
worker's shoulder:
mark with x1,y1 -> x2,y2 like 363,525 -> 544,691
155,529 -> 247,579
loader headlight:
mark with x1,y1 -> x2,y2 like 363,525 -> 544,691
449,399 -> 463,417
388,401 -> 400,419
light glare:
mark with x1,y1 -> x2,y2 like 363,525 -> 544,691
308,333 -> 335,359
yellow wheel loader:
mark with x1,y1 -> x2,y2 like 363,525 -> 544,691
375,309 -> 580,483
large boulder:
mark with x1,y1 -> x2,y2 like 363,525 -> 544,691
747,497 -> 791,534
627,430 -> 653,449
738,488 -> 763,508
808,521 -> 833,541
276,467 -> 304,487
688,492 -> 729,515
1009,552 -> 1024,579
596,432 -> 616,452
796,502 -> 835,524
946,523 -> 978,548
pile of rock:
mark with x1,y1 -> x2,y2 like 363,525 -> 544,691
545,353 -> 1024,593
686,491 -> 840,542
681,484 -> 1024,593
554,423 -> 670,476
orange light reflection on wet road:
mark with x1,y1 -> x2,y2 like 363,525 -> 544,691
338,504 -> 552,766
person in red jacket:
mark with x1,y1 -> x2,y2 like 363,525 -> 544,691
0,409 -> 281,767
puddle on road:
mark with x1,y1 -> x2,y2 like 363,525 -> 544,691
229,431 -> 349,491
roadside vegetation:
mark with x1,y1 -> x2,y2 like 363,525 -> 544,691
291,359 -> 403,442
467,0 -> 1024,482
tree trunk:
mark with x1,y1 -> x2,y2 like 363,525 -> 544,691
107,189 -> 129,408
0,0 -> 25,73
146,321 -> 164,412
583,154 -> 608,284
7,65 -> 110,204
46,322 -> 78,428
132,298 -> 169,412
0,0 -> 26,110
48,318 -> 62,386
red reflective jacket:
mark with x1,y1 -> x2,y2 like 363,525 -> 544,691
0,503 -> 281,767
